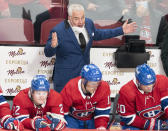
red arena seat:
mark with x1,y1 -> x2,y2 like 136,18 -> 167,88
0,18 -> 34,45
40,18 -> 64,45
49,0 -> 68,19
93,20 -> 124,47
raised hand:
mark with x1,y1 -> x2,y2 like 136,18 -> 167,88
122,19 -> 137,34
117,16 -> 133,24
51,32 -> 58,48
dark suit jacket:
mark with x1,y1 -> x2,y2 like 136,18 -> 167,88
44,18 -> 123,92
156,14 -> 168,48
161,30 -> 168,76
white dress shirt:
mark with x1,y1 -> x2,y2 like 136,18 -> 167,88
68,20 -> 90,45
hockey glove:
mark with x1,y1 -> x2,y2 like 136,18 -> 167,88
144,118 -> 168,130
31,116 -> 48,130
45,112 -> 67,130
2,117 -> 24,130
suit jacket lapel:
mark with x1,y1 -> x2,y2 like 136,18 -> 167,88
85,20 -> 94,51
85,21 -> 93,41
64,20 -> 82,51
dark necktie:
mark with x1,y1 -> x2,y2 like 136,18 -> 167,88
79,32 -> 86,52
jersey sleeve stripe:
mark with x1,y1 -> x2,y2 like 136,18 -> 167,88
0,95 -> 8,104
120,114 -> 136,125
94,114 -> 109,119
0,101 -> 7,106
1,115 -> 12,124
95,108 -> 110,119
96,106 -> 111,110
161,96 -> 168,110
161,96 -> 168,101
16,115 -> 29,122
164,106 -> 168,111
64,112 -> 69,115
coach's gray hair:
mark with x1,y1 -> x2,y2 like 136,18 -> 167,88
68,4 -> 84,16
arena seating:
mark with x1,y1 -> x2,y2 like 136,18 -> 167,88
0,18 -> 34,45
93,20 -> 124,47
40,18 -> 64,45
40,19 -> 124,46
49,0 -> 68,19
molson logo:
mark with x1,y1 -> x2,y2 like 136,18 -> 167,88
7,67 -> 25,76
104,61 -> 116,69
6,85 -> 21,95
106,78 -> 120,85
8,48 -> 26,57
40,58 -> 55,68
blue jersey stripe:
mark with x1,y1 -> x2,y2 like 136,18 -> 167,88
16,115 -> 29,122
0,95 -> 7,104
95,108 -> 110,117
120,114 -> 136,125
161,97 -> 168,110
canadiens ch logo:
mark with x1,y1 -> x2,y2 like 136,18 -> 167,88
70,107 -> 95,119
138,105 -> 163,119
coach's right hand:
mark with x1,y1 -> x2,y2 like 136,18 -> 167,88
51,32 -> 58,48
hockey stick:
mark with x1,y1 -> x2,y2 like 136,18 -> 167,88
106,93 -> 120,129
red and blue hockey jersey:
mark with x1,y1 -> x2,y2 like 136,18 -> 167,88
12,88 -> 64,129
117,75 -> 168,129
0,89 -> 11,122
61,76 -> 111,128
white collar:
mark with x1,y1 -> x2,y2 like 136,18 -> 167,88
78,79 -> 95,99
133,78 -> 145,94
